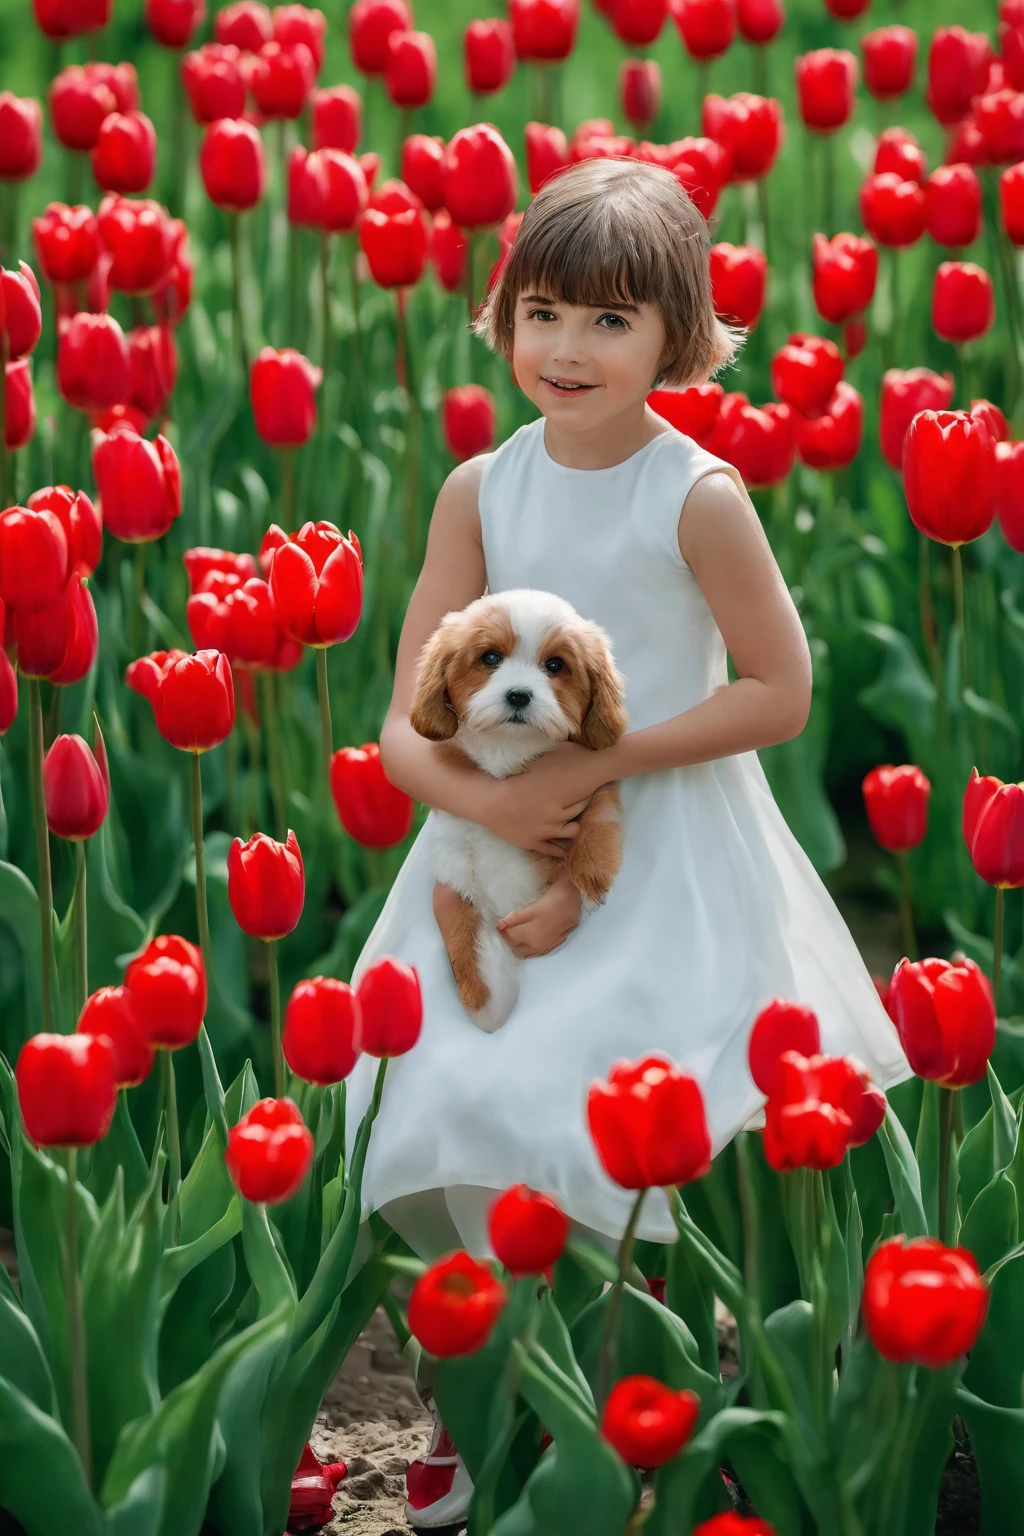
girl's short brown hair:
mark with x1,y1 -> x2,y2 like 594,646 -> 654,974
473,157 -> 740,388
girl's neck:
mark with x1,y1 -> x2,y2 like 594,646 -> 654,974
540,403 -> 669,470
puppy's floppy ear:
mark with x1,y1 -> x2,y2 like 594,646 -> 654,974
409,618 -> 462,741
577,630 -> 629,750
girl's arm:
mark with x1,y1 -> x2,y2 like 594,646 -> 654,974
595,469 -> 813,784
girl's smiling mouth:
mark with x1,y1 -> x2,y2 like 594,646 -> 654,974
541,376 -> 597,395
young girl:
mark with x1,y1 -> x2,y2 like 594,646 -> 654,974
343,156 -> 912,1528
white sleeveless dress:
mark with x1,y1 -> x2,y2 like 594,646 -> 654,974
343,418 -> 912,1244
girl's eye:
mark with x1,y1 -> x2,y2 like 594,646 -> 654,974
480,650 -> 503,666
526,308 -> 556,322
598,312 -> 628,330
544,657 -> 566,674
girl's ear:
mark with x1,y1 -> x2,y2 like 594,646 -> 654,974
409,623 -> 462,741
578,636 -> 629,751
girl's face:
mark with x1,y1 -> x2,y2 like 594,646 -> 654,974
511,291 -> 669,429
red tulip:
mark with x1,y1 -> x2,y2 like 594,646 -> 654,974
4,362 -> 35,452
771,333 -> 844,417
125,933 -> 207,1048
92,111 -> 157,195
330,742 -> 415,846
355,955 -> 423,1056
903,410 -> 995,546
34,0 -> 110,35
182,44 -> 247,125
861,26 -> 916,98
702,93 -> 782,182
672,0 -> 736,62
860,172 -> 925,247
0,93 -> 43,180
863,764 -> 930,853
709,243 -> 766,327
146,0 -> 205,46
0,625 -> 16,734
970,399 -> 1009,443
226,577 -> 302,670
795,49 -> 857,132
621,60 -> 661,129
251,348 -> 322,446
811,232 -> 878,323
863,1238 -> 988,1367
43,727 -> 109,840
888,954 -> 996,1085
975,89 -> 1024,165
87,61 -> 140,115
794,382 -> 862,470
487,1185 -> 568,1275
444,124 -> 518,231
443,384 -> 496,460
282,977 -> 362,1085
736,0 -> 783,44
587,1054 -> 712,1188
748,998 -> 821,1098
611,0 -> 669,45
763,1051 -> 882,1170
824,0 -> 867,16
227,829 -> 305,939
250,41 -> 316,120
200,118 -> 267,211
56,311 -> 127,413
995,440 -> 1024,548
268,521 -> 363,647
226,1097 -> 315,1203
125,648 -> 187,704
16,1033 -> 117,1148
1,263 -> 42,360
217,0 -> 273,50
273,4 -> 327,72
1002,161 -> 1024,244
665,137 -> 731,219
184,547 -> 257,592
187,573 -> 237,656
12,576 -> 97,685
525,122 -> 570,194
401,136 -> 446,212
99,195 -> 174,295
924,164 -> 981,248
125,323 -> 176,421
874,127 -> 926,184
77,986 -> 154,1088
509,0 -> 579,61
601,1376 -> 700,1468
359,181 -> 428,287
932,261 -> 994,344
154,649 -> 235,753
879,368 -> 954,470
963,767 -> 1024,888
692,1515 -> 779,1536
464,18 -> 516,94
312,85 -> 362,152
50,65 -> 117,151
706,393 -> 795,487
926,28 -> 991,127
0,503 -> 71,612
289,146 -> 369,231
429,209 -> 468,291
349,0 -> 412,73
386,30 -> 436,108
408,1250 -> 507,1356
33,203 -> 99,284
649,382 -> 724,445
93,422 -> 181,542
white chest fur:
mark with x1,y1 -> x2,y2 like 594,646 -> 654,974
427,810 -> 547,923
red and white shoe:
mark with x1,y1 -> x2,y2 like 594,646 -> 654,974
404,1397 -> 474,1530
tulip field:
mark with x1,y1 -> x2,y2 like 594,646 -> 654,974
7,0 -> 1024,1530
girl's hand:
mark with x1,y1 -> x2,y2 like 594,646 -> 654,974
479,741 -> 608,858
497,869 -> 584,958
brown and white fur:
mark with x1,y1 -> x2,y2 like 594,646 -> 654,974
409,589 -> 629,1033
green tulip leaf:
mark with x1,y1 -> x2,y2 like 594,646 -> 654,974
956,1387 -> 1024,1536
0,1289 -> 56,1417
960,1172 -> 1018,1277
879,1109 -> 928,1239
0,1370 -> 104,1536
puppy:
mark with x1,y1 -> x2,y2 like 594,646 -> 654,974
409,589 -> 628,1033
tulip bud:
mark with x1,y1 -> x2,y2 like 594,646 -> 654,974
860,172 -> 925,247
464,18 -> 516,94
665,136 -> 731,218
601,1376 -> 700,1469
525,122 -> 570,195
975,90 -> 1024,166
282,976 -> 362,1084
273,4 -> 327,72
0,93 -> 43,181
349,0 -> 412,73
995,440 -> 1024,550
903,410 -> 995,547
99,194 -> 174,295
57,311 -> 129,411
771,333 -> 844,417
92,110 -> 157,195
927,27 -> 991,126
429,208 -> 468,291
879,368 -> 954,471
401,135 -> 446,212
77,985 -> 154,1087
510,0 -> 579,61
217,0 -> 273,48
146,0 -> 206,48
33,202 -> 99,284
796,48 -> 858,132
874,126 -> 926,184
587,1054 -> 712,1188
93,422 -> 181,541
0,503 -> 69,611
736,0 -> 783,43
181,43 -> 247,125
487,1185 -> 568,1276
443,123 -> 517,230
250,40 -> 316,119
0,619 -> 16,735
386,29 -> 436,108
155,649 -> 235,753
672,0 -> 735,61
748,997 -> 821,1097
861,25 -> 917,98
932,261 -> 994,344
610,0 -> 669,46
226,1097 -> 315,1203
710,242 -> 766,327
864,1237 -> 989,1368
251,347 -> 322,446
1,263 -> 42,361
1002,161 -> 1024,245
312,84 -> 362,152
200,118 -> 267,211
330,742 -> 414,846
16,1033 -> 118,1147
359,183 -> 428,287
12,575 -> 98,684
355,954 -> 423,1056
925,164 -> 982,248
702,93 -> 783,182
794,382 -> 863,471
408,1251 -> 507,1356
127,323 -> 178,421
227,829 -> 305,939
619,59 -> 661,128
43,723 -> 110,840
706,393 -> 795,488
4,361 -> 35,452
811,232 -> 877,324
125,933 -> 207,1047
887,955 -> 996,1087
649,382 -> 724,445
862,764 -> 931,854
443,384 -> 496,460
50,65 -> 117,151
963,768 -> 1024,888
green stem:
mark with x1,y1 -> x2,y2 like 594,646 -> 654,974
938,1087 -> 955,1243
282,449 -> 295,527
756,174 -> 771,268
395,289 -> 421,566
752,42 -> 769,97
0,333 -> 8,510
229,212 -> 249,378
596,1188 -> 647,1412
315,646 -> 333,789
822,131 -> 836,239
896,850 -> 917,960
132,541 -> 147,660
952,544 -> 970,696
288,217 -> 301,348
61,1148 -> 92,1491
74,840 -> 87,1019
161,1047 -> 182,1215
347,235 -> 364,398
320,231 -> 332,378
735,1131 -> 761,1316
191,753 -> 213,980
262,671 -> 288,842
268,937 -> 284,1098
994,886 -> 1004,1015
29,679 -> 54,1033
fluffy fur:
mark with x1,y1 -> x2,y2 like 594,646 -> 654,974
409,589 -> 629,1033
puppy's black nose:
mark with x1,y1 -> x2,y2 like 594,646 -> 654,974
505,688 -> 532,709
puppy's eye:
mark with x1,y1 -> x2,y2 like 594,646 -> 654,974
480,650 -> 503,666
544,657 -> 566,674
